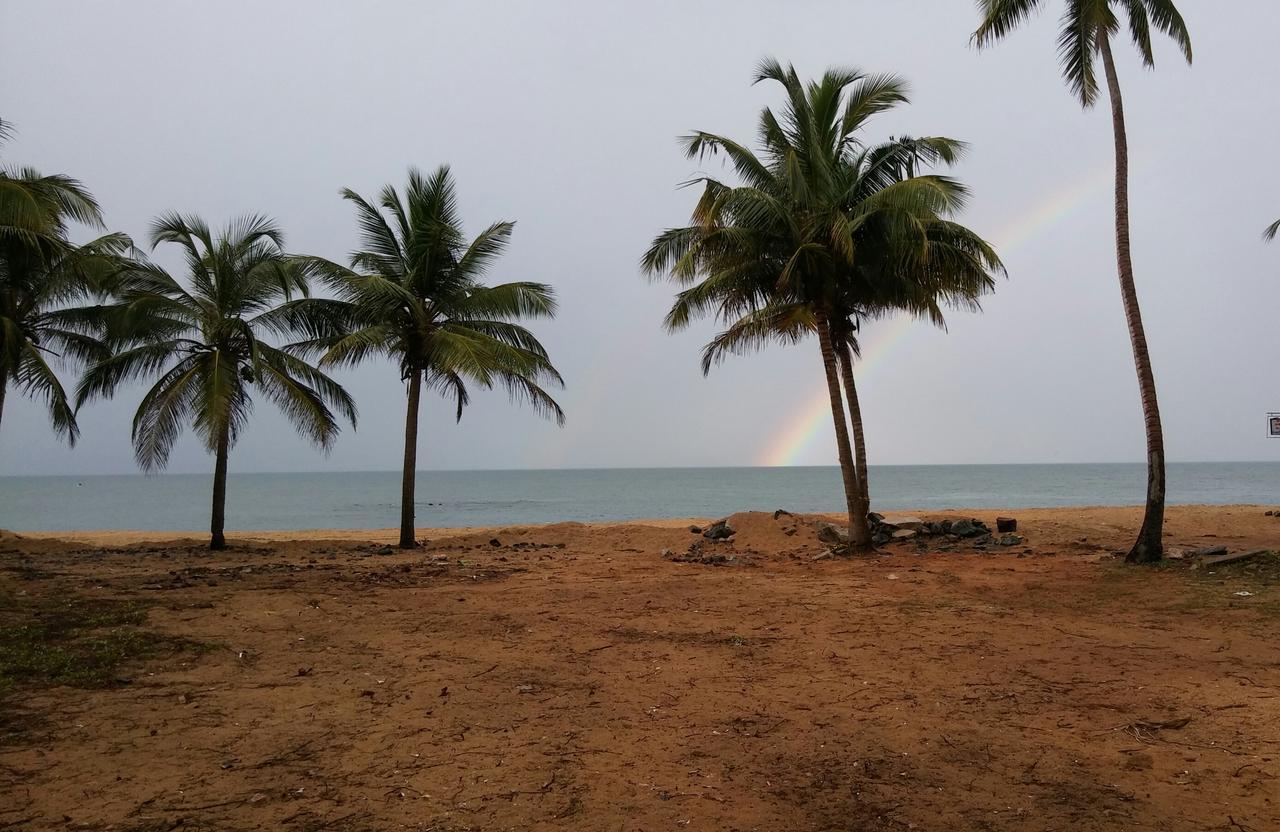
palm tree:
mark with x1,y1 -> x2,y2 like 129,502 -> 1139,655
1,117 -> 130,442
644,60 -> 999,549
973,1 -> 1192,563
77,213 -> 356,550
298,166 -> 564,549
1265,220 -> 1279,242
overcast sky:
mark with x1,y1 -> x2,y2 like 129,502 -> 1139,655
2,0 -> 1277,476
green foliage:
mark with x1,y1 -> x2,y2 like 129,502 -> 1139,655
0,595 -> 201,694
642,59 -> 1002,371
77,213 -> 356,470
0,118 -> 132,441
1265,219 -> 1279,242
972,0 -> 1193,107
296,165 -> 564,424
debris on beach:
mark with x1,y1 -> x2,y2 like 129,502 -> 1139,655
701,520 -> 735,541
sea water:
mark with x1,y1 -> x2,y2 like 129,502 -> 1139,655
1,463 -> 1278,532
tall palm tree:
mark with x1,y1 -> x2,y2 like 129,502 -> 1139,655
644,60 -> 999,549
298,166 -> 564,549
78,213 -> 356,550
0,117 -> 130,442
973,0 -> 1193,563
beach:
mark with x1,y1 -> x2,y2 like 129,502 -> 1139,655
3,504 -> 1279,831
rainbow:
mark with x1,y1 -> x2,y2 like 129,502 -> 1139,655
757,159 -> 1127,466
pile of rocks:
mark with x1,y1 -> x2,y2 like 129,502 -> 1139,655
818,514 -> 1025,550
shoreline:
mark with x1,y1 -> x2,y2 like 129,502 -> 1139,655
11,503 -> 1276,547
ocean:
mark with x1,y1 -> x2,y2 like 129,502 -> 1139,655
1,462 -> 1278,532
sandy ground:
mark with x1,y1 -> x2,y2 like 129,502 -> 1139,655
2,505 -> 1279,832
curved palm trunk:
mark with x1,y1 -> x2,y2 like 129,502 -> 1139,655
816,314 -> 871,550
210,425 -> 230,551
399,369 -> 423,549
838,344 -> 871,513
1099,32 -> 1166,564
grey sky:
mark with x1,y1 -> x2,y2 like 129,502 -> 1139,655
2,0 -> 1277,476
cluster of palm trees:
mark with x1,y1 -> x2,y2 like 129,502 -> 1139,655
2,0 -> 1268,562
1,127 -> 563,549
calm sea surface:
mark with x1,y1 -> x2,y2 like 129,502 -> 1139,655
1,463 -> 1278,532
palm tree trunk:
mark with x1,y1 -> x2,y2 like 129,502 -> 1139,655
1098,31 -> 1166,564
399,369 -> 423,549
816,314 -> 870,550
0,376 -> 7,438
839,343 -> 871,514
210,424 -> 230,551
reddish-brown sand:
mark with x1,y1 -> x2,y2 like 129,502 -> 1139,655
2,505 -> 1279,831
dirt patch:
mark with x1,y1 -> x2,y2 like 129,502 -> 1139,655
1,505 -> 1278,831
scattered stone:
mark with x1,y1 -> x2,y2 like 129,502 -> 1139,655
891,529 -> 918,540
811,550 -> 834,561
689,525 -> 703,534
996,517 -> 1018,533
773,509 -> 794,520
702,520 -> 735,541
516,684 -> 538,694
1187,545 -> 1228,558
1265,511 -> 1274,517
995,533 -> 1025,547
884,516 -> 924,531
374,545 -> 394,556
660,548 -> 673,558
817,524 -> 849,545
948,518 -> 990,539
489,538 -> 502,547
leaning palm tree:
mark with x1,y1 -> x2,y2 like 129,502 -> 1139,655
973,1 -> 1193,563
298,166 -> 564,549
1,118 -> 130,441
644,60 -> 999,550
78,213 -> 356,550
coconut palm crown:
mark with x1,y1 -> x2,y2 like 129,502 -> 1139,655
0,117 -> 130,443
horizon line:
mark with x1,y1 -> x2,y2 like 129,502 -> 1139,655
3,459 -> 1278,479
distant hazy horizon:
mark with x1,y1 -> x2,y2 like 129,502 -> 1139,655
3,1 -> 1278,477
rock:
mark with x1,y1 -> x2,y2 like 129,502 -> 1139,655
995,533 -> 1024,547
1187,545 -> 1228,558
702,520 -> 735,540
374,545 -> 394,556
689,525 -> 703,534
1265,511 -> 1274,517
811,550 -> 834,561
949,519 -> 989,538
884,516 -> 924,531
867,512 -> 885,525
891,529 -> 918,540
996,517 -> 1018,533
773,509 -> 794,520
817,524 -> 849,545
489,538 -> 502,547
872,531 -> 892,547
660,548 -> 674,558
